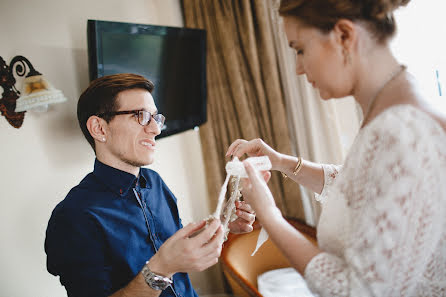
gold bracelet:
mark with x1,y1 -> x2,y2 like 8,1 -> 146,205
293,156 -> 303,176
282,157 -> 302,178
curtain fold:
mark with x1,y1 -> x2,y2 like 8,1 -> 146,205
183,0 -> 305,220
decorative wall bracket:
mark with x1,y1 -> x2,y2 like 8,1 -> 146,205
0,56 -> 35,128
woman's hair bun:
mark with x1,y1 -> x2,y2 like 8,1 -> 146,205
278,0 -> 411,42
364,0 -> 411,20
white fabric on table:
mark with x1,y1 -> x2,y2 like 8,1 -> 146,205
258,267 -> 316,297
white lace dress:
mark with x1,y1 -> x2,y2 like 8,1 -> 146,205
304,105 -> 446,297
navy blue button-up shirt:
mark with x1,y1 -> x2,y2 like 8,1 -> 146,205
45,159 -> 198,297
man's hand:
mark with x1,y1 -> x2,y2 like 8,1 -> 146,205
148,219 -> 224,277
228,201 -> 256,234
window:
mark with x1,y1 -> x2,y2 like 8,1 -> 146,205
392,1 -> 446,111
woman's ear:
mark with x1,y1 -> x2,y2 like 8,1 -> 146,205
86,116 -> 107,143
333,19 -> 357,49
333,19 -> 357,64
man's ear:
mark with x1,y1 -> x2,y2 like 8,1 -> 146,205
86,116 -> 107,143
333,19 -> 357,52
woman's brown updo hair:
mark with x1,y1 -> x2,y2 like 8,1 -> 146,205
279,0 -> 410,43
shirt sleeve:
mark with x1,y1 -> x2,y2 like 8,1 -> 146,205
314,164 -> 342,202
304,119 -> 445,296
45,207 -> 114,297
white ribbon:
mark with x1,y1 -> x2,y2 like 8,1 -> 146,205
213,156 -> 271,255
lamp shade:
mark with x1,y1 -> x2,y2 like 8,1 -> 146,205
15,74 -> 67,112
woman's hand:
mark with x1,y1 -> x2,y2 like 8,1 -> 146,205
226,139 -> 282,170
240,162 -> 278,220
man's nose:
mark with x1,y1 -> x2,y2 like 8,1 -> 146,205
145,118 -> 161,136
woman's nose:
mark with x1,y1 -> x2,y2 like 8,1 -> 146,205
295,58 -> 305,75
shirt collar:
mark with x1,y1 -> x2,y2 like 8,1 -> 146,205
93,159 -> 150,197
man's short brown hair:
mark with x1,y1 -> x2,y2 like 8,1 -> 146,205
77,73 -> 154,151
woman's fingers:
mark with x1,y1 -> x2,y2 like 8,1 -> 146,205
226,139 -> 264,159
243,161 -> 263,185
226,139 -> 247,156
262,171 -> 271,183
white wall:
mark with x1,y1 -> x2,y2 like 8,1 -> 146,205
0,0 -> 225,296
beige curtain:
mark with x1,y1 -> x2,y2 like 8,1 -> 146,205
268,0 -> 361,225
183,0 -> 305,220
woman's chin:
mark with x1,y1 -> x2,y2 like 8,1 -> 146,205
318,90 -> 332,100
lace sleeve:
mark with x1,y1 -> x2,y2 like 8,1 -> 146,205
304,114 -> 446,297
314,164 -> 342,202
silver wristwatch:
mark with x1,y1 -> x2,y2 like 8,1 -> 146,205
141,261 -> 173,290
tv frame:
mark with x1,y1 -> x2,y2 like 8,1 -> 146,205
87,19 -> 207,139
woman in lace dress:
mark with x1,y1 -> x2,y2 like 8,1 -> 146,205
226,0 -> 446,296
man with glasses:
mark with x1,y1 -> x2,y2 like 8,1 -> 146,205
44,73 -> 256,297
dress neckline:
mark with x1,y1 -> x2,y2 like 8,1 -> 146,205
359,104 -> 446,138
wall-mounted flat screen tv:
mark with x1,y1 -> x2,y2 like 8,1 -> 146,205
87,19 -> 207,139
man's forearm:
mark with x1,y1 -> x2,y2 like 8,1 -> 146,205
110,252 -> 175,297
110,272 -> 162,297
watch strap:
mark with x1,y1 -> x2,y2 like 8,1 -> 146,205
141,261 -> 173,290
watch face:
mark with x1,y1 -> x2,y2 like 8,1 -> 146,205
149,275 -> 170,290
142,265 -> 172,291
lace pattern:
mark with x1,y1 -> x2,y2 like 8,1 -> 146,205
305,105 -> 446,297
314,164 -> 342,202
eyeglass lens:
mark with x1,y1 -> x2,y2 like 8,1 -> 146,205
138,111 -> 164,126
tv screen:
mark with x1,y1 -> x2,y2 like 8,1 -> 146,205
87,20 -> 207,139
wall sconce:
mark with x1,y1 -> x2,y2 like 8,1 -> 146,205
0,55 -> 67,128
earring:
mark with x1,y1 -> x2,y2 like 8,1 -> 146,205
343,48 -> 351,65
101,138 -> 106,142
